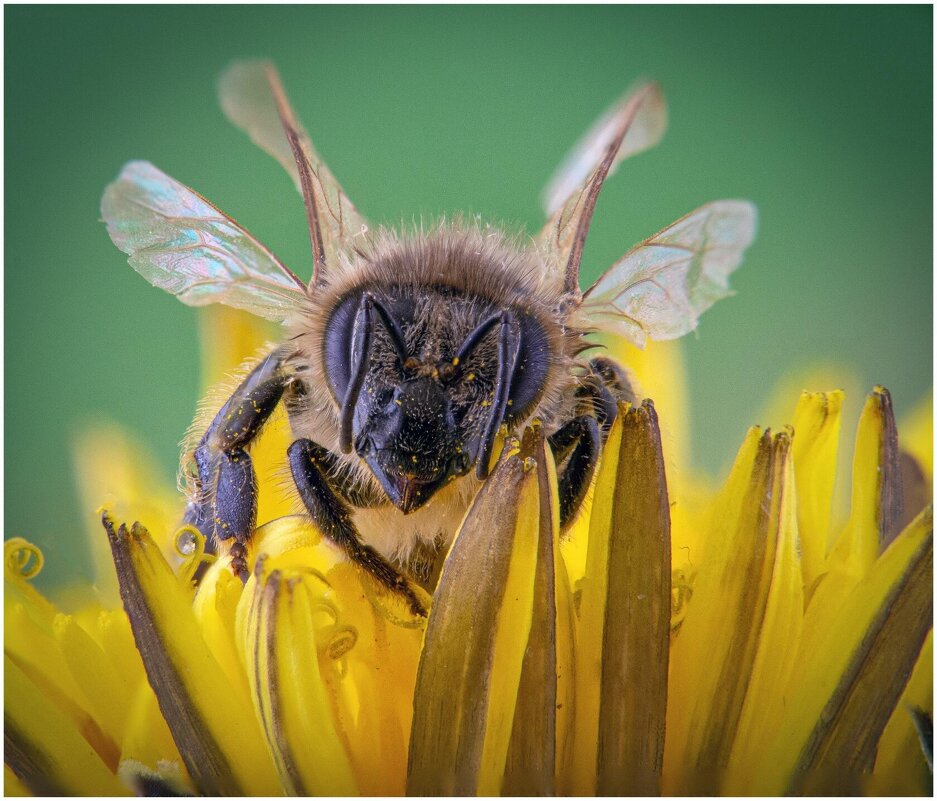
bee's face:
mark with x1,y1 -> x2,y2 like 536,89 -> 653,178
323,284 -> 551,513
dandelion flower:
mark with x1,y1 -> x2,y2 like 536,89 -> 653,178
4,307 -> 932,795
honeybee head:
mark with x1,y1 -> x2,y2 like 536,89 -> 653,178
323,285 -> 551,513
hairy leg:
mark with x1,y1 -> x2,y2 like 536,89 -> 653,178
183,347 -> 292,579
288,438 -> 427,617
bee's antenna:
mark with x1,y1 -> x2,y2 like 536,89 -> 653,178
369,297 -> 409,364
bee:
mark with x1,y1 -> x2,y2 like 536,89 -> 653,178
102,62 -> 756,616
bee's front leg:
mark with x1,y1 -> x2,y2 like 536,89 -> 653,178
549,415 -> 601,530
184,348 -> 292,580
288,438 -> 427,617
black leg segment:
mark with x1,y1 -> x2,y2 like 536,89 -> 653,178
213,450 -> 258,541
288,438 -> 427,617
549,414 -> 601,530
576,356 -> 636,435
182,347 -> 291,576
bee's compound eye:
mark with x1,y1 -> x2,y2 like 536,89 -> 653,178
323,290 -> 365,403
506,311 -> 552,420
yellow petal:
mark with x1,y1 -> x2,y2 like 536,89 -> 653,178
5,541 -> 121,770
242,558 -> 358,795
236,516 -> 424,795
4,764 -> 31,797
192,555 -> 252,706
900,392 -> 933,482
664,428 -> 794,794
53,613 -> 137,752
118,681 -> 186,777
791,390 -> 843,590
565,418 -> 622,796
753,506 -> 933,794
552,505 -> 578,790
104,515 -> 280,795
4,655 -> 126,795
408,434 -> 541,795
503,429 -> 561,795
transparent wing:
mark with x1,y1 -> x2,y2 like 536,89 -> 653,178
575,201 -> 758,347
536,82 -> 668,293
101,160 -> 307,321
218,60 -> 369,286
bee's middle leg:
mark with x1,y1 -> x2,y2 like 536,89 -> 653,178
288,438 -> 428,617
549,415 -> 601,530
552,356 -> 640,528
577,355 -> 637,434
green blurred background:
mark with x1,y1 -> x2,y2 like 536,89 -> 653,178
6,6 -> 932,588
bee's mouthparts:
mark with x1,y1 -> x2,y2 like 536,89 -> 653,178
390,475 -> 432,514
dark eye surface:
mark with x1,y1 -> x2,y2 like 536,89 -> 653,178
322,290 -> 363,402
506,310 -> 551,420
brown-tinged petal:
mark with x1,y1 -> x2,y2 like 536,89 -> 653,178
104,515 -> 280,795
869,631 -> 933,795
407,435 -> 542,795
568,400 -> 671,795
791,507 -> 933,795
828,386 -> 903,574
751,506 -> 933,794
724,433 -> 803,791
798,387 -> 911,689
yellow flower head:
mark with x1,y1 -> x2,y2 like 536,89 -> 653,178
4,308 -> 932,795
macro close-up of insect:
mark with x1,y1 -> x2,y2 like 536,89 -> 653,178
101,61 -> 756,617
5,7 -> 931,794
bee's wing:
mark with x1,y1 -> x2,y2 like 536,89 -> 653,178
536,82 -> 668,293
102,160 -> 308,322
218,60 -> 369,287
573,201 -> 757,347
